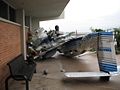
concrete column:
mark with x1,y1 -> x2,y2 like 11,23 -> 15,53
31,17 -> 40,31
16,9 -> 27,60
25,16 -> 32,31
25,16 -> 40,32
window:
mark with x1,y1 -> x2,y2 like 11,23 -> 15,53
0,0 -> 8,19
0,0 -> 16,22
9,6 -> 16,22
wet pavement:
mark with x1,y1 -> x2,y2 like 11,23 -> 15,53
9,52 -> 120,90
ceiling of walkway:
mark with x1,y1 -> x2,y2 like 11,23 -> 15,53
7,0 -> 70,19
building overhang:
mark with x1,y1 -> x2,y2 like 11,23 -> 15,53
5,0 -> 70,20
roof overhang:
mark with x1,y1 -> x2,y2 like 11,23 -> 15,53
6,0 -> 70,20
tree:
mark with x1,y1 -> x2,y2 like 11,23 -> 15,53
90,27 -> 105,32
113,28 -> 120,53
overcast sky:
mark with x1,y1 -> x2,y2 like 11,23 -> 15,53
40,0 -> 120,32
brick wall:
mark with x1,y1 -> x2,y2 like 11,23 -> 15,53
0,21 -> 21,90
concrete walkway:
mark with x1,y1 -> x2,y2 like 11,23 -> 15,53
9,52 -> 120,90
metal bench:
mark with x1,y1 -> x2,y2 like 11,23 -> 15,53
5,54 -> 36,90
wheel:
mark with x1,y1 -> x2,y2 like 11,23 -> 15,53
100,76 -> 110,81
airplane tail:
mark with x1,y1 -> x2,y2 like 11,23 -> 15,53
97,32 -> 117,73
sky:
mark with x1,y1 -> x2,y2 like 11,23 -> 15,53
40,0 -> 120,32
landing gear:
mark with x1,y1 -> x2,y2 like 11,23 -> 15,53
100,76 -> 110,81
